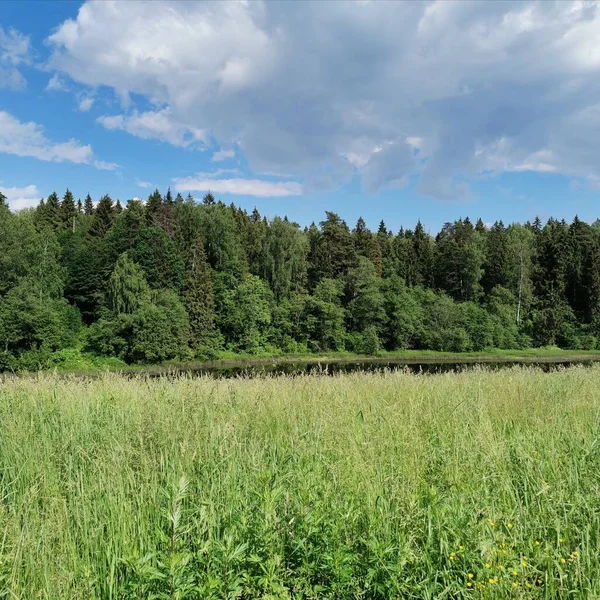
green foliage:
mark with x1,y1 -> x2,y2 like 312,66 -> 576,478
88,256 -> 190,363
183,235 -> 218,352
5,191 -> 600,371
218,275 -> 273,353
304,278 -> 346,351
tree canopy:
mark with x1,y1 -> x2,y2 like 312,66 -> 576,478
2,189 -> 600,369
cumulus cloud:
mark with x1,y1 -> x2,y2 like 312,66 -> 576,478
0,26 -> 29,90
0,110 -> 113,169
0,184 -> 42,210
174,175 -> 302,197
135,178 -> 152,188
46,1 -> 600,198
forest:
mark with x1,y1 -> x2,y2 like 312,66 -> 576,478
1,188 -> 599,371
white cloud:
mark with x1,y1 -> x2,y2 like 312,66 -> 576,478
174,175 -> 302,197
135,178 -> 152,188
45,73 -> 69,92
77,95 -> 94,111
212,148 -> 235,162
46,1 -> 600,198
0,26 -> 29,90
0,184 -> 41,210
0,110 -> 114,170
97,108 -> 207,148
94,160 -> 119,171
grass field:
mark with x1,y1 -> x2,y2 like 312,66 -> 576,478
1,367 -> 599,598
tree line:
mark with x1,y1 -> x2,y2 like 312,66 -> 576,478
1,187 -> 599,370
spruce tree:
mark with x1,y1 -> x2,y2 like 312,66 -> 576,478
90,194 -> 114,236
45,192 -> 61,229
77,198 -> 83,214
146,189 -> 162,225
0,191 -> 6,207
115,199 -> 123,214
183,234 -> 216,349
61,189 -> 77,230
84,194 -> 94,215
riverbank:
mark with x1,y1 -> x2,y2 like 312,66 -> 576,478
10,346 -> 600,378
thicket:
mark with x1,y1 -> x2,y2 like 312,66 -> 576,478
2,188 -> 600,369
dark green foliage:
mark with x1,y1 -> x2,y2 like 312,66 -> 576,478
87,255 -> 190,363
183,235 -> 217,351
3,189 -> 600,369
145,189 -> 163,225
61,189 -> 77,230
129,227 -> 184,291
90,194 -> 115,236
435,218 -> 484,301
83,193 -> 94,215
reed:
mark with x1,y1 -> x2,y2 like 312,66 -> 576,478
0,366 -> 598,598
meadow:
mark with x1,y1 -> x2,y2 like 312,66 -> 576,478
0,367 -> 599,598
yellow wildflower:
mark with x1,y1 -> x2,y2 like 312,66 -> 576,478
489,578 -> 497,585
488,519 -> 495,527
468,573 -> 474,579
512,582 -> 519,588
522,560 -> 527,567
485,563 -> 491,569
535,540 -> 540,546
559,538 -> 564,543
507,523 -> 513,529
466,582 -> 472,588
459,545 -> 464,551
561,558 -> 566,564
498,565 -> 505,570
512,571 -> 518,576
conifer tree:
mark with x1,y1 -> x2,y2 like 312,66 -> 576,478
183,234 -> 216,349
77,198 -> 83,214
84,194 -> 94,215
90,194 -> 114,237
0,191 -> 6,207
61,189 -> 77,230
115,199 -> 123,214
45,192 -> 61,229
146,189 -> 162,225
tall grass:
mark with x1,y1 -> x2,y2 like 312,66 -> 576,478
0,366 -> 599,598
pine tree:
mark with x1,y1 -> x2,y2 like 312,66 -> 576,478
164,187 -> 173,205
0,191 -> 6,207
203,192 -> 215,205
61,189 -> 77,230
183,234 -> 216,349
84,194 -> 94,216
77,198 -> 83,214
114,199 -> 123,214
90,194 -> 114,236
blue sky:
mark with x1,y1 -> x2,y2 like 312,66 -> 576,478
2,0 -> 600,233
